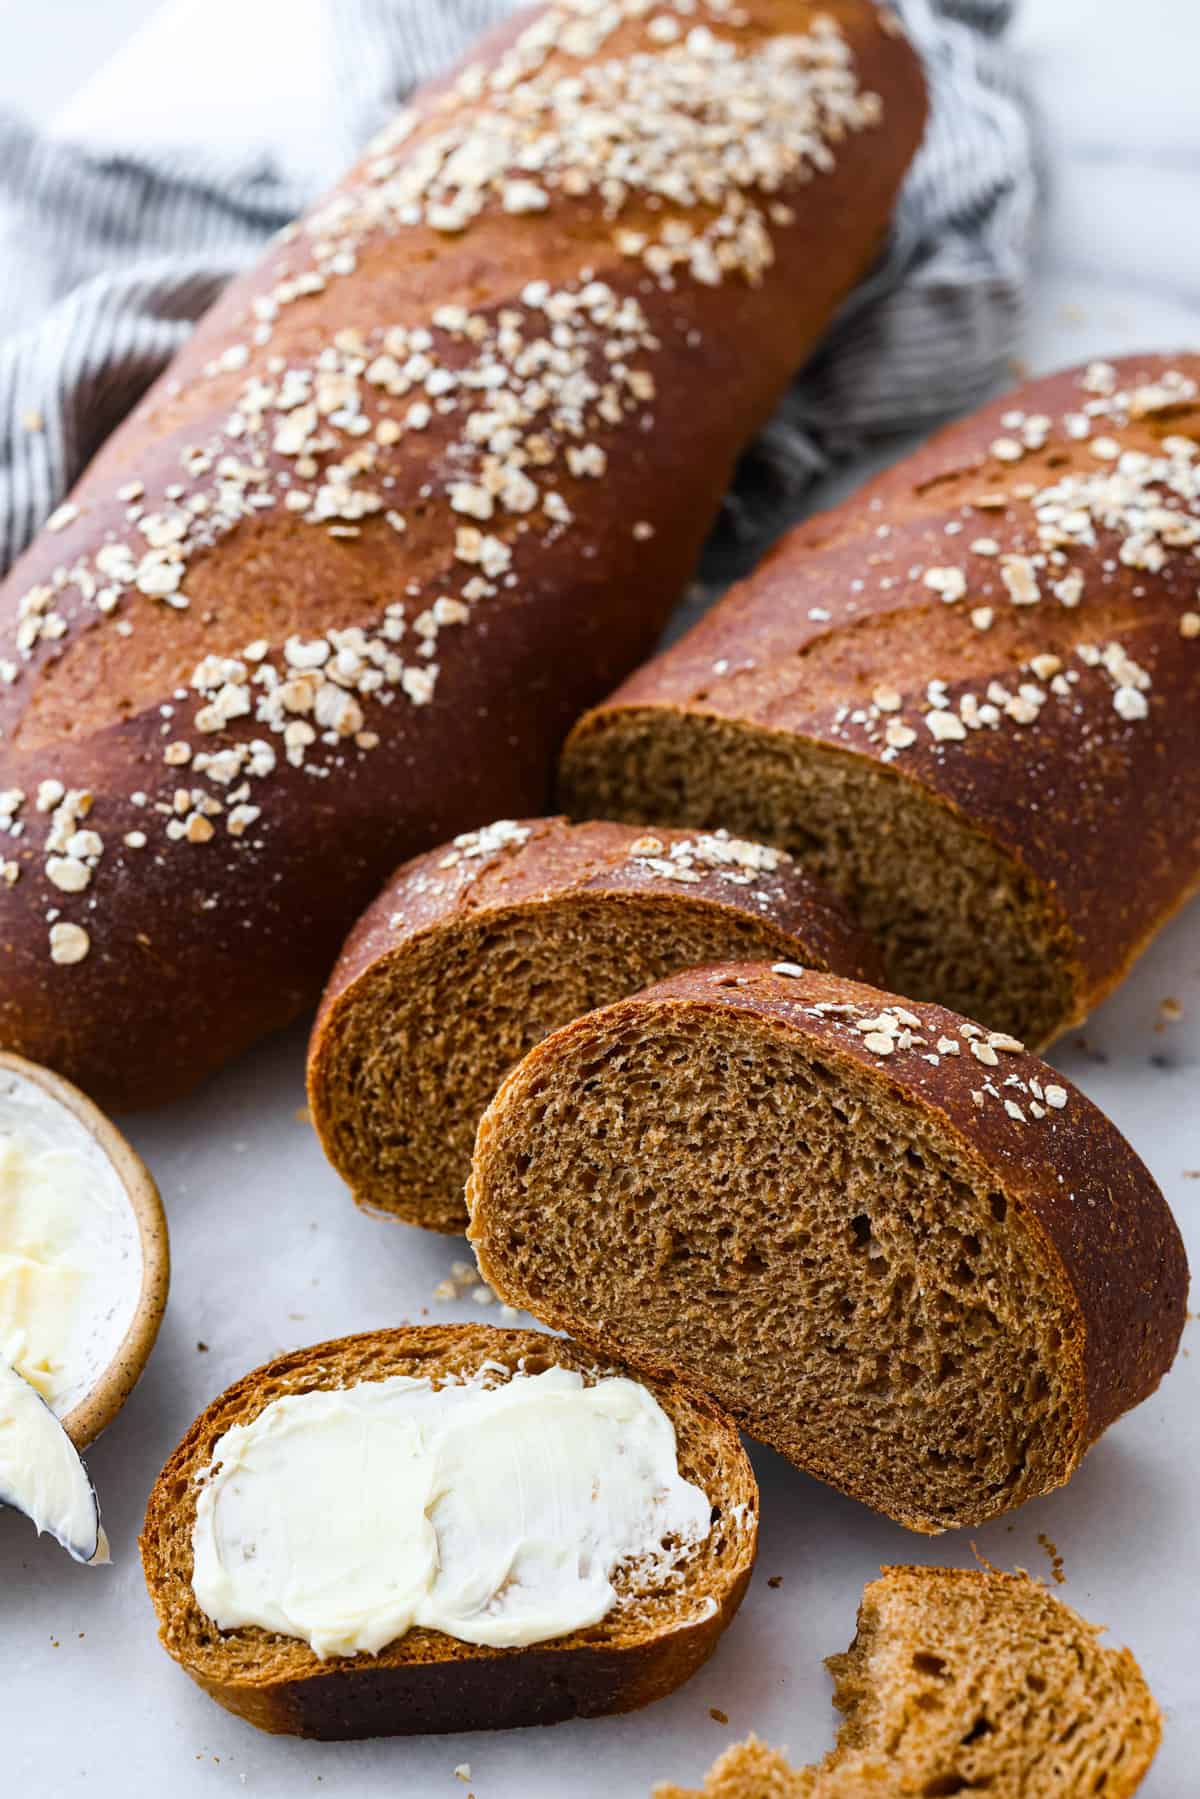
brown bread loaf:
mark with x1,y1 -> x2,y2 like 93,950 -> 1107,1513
655,1566 -> 1162,1799
307,815 -> 878,1231
0,1 -> 925,1111
467,963 -> 1188,1532
140,1325 -> 758,1739
561,353 -> 1200,1049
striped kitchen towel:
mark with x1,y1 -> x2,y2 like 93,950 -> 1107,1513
0,0 -> 1034,581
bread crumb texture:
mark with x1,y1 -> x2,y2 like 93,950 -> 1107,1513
308,816 -> 876,1231
654,1566 -> 1161,1799
467,964 -> 1187,1531
139,1325 -> 758,1739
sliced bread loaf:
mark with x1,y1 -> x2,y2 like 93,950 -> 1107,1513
140,1325 -> 757,1739
467,965 -> 1187,1531
655,1565 -> 1162,1798
308,816 -> 877,1231
560,355 -> 1200,1050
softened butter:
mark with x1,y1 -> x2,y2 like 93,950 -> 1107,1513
0,1068 -> 142,1417
191,1365 -> 711,1659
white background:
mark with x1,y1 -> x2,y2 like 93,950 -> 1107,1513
2,2 -> 1199,1794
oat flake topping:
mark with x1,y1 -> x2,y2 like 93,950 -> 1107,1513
1,0 -> 885,966
626,826 -> 788,885
755,974 -> 1070,1130
814,366 -> 1200,764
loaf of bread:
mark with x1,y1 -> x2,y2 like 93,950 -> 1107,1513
468,963 -> 1187,1531
0,1 -> 925,1111
308,815 -> 877,1230
655,1565 -> 1162,1798
140,1324 -> 757,1738
561,353 -> 1200,1049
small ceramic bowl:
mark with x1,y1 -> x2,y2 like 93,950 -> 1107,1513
0,1051 -> 169,1451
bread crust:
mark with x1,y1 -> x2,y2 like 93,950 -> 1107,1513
308,815 -> 881,1225
314,817 -> 880,1005
140,1324 -> 758,1739
561,354 -> 1200,1041
468,965 -> 1188,1525
0,2 -> 926,1110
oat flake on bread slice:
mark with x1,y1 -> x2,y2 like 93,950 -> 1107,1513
655,1565 -> 1162,1798
467,963 -> 1187,1532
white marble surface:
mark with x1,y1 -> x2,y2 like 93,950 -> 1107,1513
3,2 -> 1199,1794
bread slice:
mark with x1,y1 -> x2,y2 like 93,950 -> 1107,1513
655,1566 -> 1162,1798
467,964 -> 1187,1531
559,354 -> 1200,1052
308,816 -> 878,1231
140,1325 -> 757,1740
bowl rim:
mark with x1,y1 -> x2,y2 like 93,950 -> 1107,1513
0,1050 -> 170,1451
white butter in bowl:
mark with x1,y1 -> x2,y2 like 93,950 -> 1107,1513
192,1365 -> 712,1658
0,1055 -> 168,1562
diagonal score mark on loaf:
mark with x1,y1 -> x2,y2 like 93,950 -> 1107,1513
467,968 -> 1187,1533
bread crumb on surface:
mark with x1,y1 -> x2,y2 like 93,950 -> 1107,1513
1037,1532 -> 1067,1584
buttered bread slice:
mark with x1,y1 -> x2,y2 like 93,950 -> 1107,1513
309,816 -> 876,1232
140,1325 -> 756,1739
468,965 -> 1187,1532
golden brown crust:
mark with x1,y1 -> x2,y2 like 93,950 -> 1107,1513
139,1324 -> 758,1739
468,965 -> 1187,1523
561,353 -> 1200,1041
316,816 -> 880,996
0,2 -> 926,1110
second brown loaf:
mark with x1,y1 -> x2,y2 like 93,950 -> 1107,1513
0,1 -> 925,1109
561,353 -> 1200,1048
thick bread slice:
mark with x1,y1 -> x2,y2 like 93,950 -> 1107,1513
467,965 -> 1187,1531
140,1325 -> 757,1740
308,816 -> 878,1231
560,354 -> 1200,1050
0,1 -> 925,1111
655,1566 -> 1162,1798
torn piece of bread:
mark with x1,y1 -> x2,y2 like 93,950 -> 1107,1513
560,355 -> 1200,1052
468,964 -> 1187,1531
140,1325 -> 757,1740
655,1566 -> 1162,1798
308,816 -> 877,1231
657,1734 -> 816,1798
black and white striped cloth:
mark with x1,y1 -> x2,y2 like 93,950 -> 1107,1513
0,0 -> 1034,580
